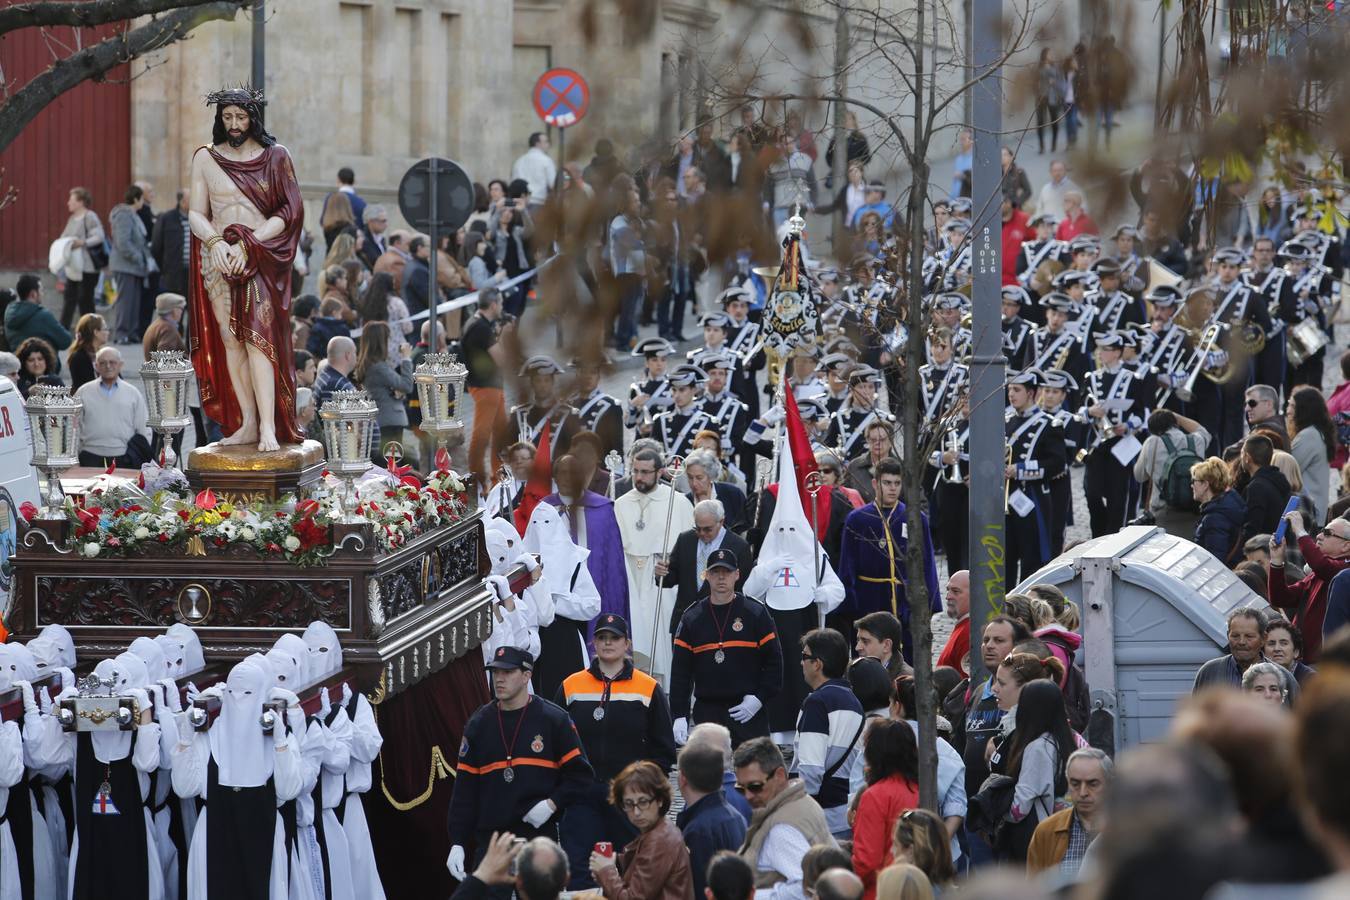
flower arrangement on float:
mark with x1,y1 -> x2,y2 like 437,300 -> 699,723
20,463 -> 470,567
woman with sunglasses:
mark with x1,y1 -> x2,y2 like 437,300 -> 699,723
590,760 -> 693,900
851,720 -> 920,900
1269,510 -> 1350,663
815,451 -> 864,508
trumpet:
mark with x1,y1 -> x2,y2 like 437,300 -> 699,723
942,428 -> 964,483
1166,322 -> 1225,405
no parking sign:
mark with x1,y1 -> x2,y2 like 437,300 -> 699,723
532,68 -> 590,127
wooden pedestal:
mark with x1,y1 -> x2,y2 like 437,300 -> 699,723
185,439 -> 326,502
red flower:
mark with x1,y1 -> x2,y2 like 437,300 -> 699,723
321,469 -> 331,478
266,542 -> 282,553
296,498 -> 320,519
177,509 -> 191,521
18,502 -> 36,523
212,537 -> 226,547
194,488 -> 218,510
293,516 -> 329,551
400,474 -> 422,490
106,537 -> 121,548
157,533 -> 169,543
74,506 -> 100,537
384,490 -> 398,499
275,511 -> 287,519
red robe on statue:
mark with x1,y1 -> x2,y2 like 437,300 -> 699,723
188,144 -> 306,445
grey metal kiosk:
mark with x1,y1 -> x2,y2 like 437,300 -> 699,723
1015,526 -> 1270,753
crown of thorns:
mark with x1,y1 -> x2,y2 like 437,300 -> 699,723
204,85 -> 266,107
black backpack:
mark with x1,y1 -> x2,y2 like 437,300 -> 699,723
1159,433 -> 1202,512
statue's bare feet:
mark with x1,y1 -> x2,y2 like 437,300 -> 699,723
256,425 -> 280,453
219,420 -> 259,446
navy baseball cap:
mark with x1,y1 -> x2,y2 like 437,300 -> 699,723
594,614 -> 630,639
485,646 -> 535,671
706,548 -> 739,571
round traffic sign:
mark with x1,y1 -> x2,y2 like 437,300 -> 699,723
532,68 -> 590,128
397,158 -> 474,233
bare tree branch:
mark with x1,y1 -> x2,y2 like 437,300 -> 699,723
0,0 -> 232,38
0,1 -> 247,153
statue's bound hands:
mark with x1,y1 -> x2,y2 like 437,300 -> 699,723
226,242 -> 248,276
209,239 -> 233,275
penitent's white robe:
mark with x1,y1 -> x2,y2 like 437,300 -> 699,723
614,484 -> 694,684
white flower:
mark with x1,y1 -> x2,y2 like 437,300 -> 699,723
283,535 -> 301,552
133,526 -> 150,541
240,527 -> 256,541
82,542 -> 101,558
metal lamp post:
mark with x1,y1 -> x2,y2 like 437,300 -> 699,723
413,352 -> 468,464
318,389 -> 377,524
25,384 -> 83,521
140,351 -> 193,468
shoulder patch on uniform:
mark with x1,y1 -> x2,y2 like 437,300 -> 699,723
459,736 -> 469,758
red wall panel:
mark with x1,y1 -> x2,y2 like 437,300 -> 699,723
0,8 -> 132,270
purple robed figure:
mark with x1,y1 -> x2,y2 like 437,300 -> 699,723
544,490 -> 631,635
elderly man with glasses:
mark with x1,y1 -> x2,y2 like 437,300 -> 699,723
658,498 -> 752,639
75,346 -> 152,468
1275,511 -> 1350,662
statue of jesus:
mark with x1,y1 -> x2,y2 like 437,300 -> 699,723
187,86 -> 305,452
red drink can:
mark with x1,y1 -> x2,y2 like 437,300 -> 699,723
594,842 -> 614,858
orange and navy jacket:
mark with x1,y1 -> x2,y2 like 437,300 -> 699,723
556,658 -> 677,782
446,695 -> 593,845
669,592 -> 783,720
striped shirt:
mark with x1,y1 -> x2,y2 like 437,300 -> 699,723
791,678 -> 864,834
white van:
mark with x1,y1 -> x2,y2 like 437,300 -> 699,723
0,378 -> 41,618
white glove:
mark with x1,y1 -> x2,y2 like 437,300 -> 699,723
194,685 -> 223,703
158,679 -> 183,714
761,405 -> 786,427
673,717 -> 689,745
342,683 -> 354,706
39,687 -> 53,715
319,686 -> 333,718
516,553 -> 540,573
15,682 -> 37,718
728,694 -> 763,724
523,799 -> 555,828
176,709 -> 197,744
446,844 -> 467,881
128,688 -> 152,723
270,687 -> 301,707
486,574 -> 513,602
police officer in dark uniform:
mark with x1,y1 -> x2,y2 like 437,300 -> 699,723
446,647 -> 593,888
1079,333 -> 1147,537
627,337 -> 677,437
507,356 -> 583,460
652,364 -> 713,459
555,615 -> 676,889
670,548 -> 783,747
1001,285 -> 1034,370
1005,368 -> 1067,589
569,355 -> 624,458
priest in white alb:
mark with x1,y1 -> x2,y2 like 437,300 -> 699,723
614,446 -> 694,684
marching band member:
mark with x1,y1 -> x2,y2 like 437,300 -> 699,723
939,220 -> 973,292
1038,369 -> 1081,554
1143,285 -> 1190,413
626,337 -> 676,436
722,286 -> 765,419
1079,333 -> 1147,537
652,365 -> 714,460
1210,248 -> 1271,449
1015,213 -> 1064,312
695,351 -> 757,472
1028,293 -> 1090,385
1087,257 -> 1145,335
1005,368 -> 1068,589
927,293 -> 971,364
1111,225 -> 1148,296
507,355 -> 582,460
689,312 -> 761,416
1001,286 -> 1034,370
817,353 -> 854,413
1245,236 -> 1297,392
1278,238 -> 1331,391
825,365 -> 893,463
568,356 -> 623,459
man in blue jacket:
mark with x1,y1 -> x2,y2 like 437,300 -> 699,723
676,739 -> 747,898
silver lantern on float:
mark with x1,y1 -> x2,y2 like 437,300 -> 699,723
318,389 -> 377,523
414,352 -> 468,453
25,384 -> 83,521
140,350 -> 193,468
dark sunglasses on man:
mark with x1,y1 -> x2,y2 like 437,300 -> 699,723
734,765 -> 782,795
